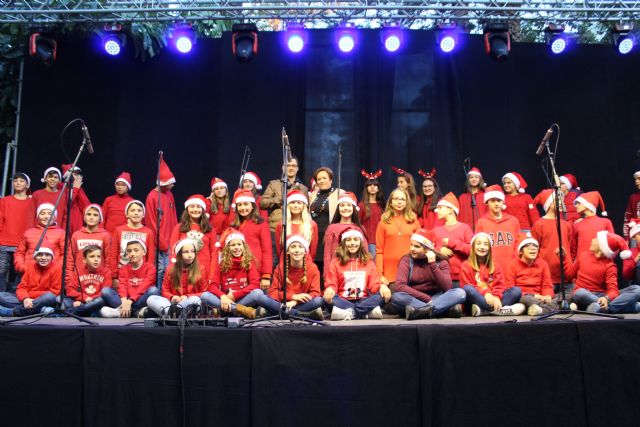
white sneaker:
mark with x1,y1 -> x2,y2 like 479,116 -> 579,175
256,307 -> 268,318
471,304 -> 484,317
527,304 -> 543,316
366,306 -> 383,320
100,307 -> 121,318
492,303 -> 525,316
569,303 -> 578,311
40,306 -> 55,315
330,306 -> 355,321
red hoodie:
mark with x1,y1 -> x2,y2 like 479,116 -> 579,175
504,257 -> 553,296
475,212 -> 520,272
118,262 -> 156,301
16,262 -> 62,301
460,261 -> 507,299
110,224 -> 156,279
67,263 -> 112,302
325,257 -> 381,299
504,193 -> 540,230
161,264 -> 208,299
66,227 -> 112,280
269,257 -> 321,301
101,193 -> 134,234
14,225 -> 65,274
0,195 -> 35,246
145,188 -> 178,252
209,257 -> 260,299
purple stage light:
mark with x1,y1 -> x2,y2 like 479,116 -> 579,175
550,37 -> 567,54
103,37 -> 122,56
618,37 -> 634,54
338,33 -> 355,53
384,34 -> 401,52
287,34 -> 305,53
175,35 -> 193,54
439,35 -> 456,53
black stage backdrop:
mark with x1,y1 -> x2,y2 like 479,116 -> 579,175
16,30 -> 640,229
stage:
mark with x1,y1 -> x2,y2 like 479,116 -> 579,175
1,314 -> 639,427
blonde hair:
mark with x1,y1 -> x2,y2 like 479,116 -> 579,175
286,203 -> 313,243
382,189 -> 417,224
335,237 -> 371,265
219,240 -> 254,273
468,235 -> 495,274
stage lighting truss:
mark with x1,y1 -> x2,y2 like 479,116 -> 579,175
169,23 -> 196,54
232,23 -> 259,62
285,23 -> 307,53
101,24 -> 126,56
28,32 -> 57,66
611,23 -> 636,54
484,22 -> 510,61
436,22 -> 458,53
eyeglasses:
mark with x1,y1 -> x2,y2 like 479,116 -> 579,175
391,197 -> 406,201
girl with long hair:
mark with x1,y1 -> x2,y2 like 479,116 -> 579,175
275,190 -> 318,259
502,172 -> 540,232
208,177 -> 235,237
393,167 -> 419,213
359,169 -> 385,259
458,167 -> 487,232
417,169 -> 443,230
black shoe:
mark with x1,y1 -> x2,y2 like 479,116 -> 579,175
168,303 -> 183,318
447,304 -> 462,318
405,305 -> 433,321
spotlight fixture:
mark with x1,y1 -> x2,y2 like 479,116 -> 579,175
29,32 -> 57,66
435,23 -> 458,53
232,23 -> 259,62
285,24 -> 307,54
483,22 -> 510,61
169,23 -> 196,54
612,23 -> 635,55
381,26 -> 404,53
335,27 -> 357,53
101,24 -> 126,56
544,24 -> 570,55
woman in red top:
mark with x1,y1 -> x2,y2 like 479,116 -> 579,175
460,233 -> 524,316
208,177 -> 234,238
256,235 -> 324,320
394,168 -> 419,214
358,170 -> 385,259
502,172 -> 540,232
417,171 -> 444,231
324,227 -> 390,320
274,190 -> 318,260
458,167 -> 487,232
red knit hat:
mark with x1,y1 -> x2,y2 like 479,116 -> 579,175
629,219 -> 640,239
210,177 -> 227,190
184,194 -> 207,210
125,200 -> 145,217
574,191 -> 607,216
231,189 -> 256,208
517,232 -> 539,252
84,204 -> 104,223
340,226 -> 364,241
157,158 -> 176,186
337,191 -> 359,211
411,228 -> 435,249
560,173 -> 579,191
115,172 -> 132,190
286,234 -> 310,253
596,231 -> 631,260
533,189 -> 556,213
287,189 -> 308,205
484,185 -> 505,203
503,172 -> 527,193
62,164 -> 81,179
242,171 -> 262,190
436,192 -> 460,215
468,167 -> 482,177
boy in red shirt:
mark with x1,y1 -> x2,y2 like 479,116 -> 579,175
571,191 -> 614,260
32,167 -> 68,226
102,172 -> 134,234
64,245 -> 112,316
502,172 -> 540,232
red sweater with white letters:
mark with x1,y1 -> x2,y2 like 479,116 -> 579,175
475,212 -> 520,273
110,224 -> 156,279
208,257 -> 260,299
67,263 -> 112,302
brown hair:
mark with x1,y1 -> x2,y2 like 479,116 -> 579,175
169,243 -> 202,291
230,201 -> 264,227
381,189 -> 417,224
361,179 -> 385,220
179,205 -> 213,234
313,166 -> 334,181
335,237 -> 371,265
219,240 -> 254,273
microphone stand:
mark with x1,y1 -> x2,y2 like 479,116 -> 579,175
1,119 -> 97,325
237,146 -> 251,189
533,124 -> 623,321
155,151 -> 163,286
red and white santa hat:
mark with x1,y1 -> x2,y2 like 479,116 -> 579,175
215,228 -> 246,250
125,238 -> 147,254
629,219 -> 640,239
287,189 -> 308,205
340,226 -> 364,241
62,164 -> 82,179
533,189 -> 556,213
411,228 -> 435,249
574,191 -> 607,216
634,171 -> 640,179
210,177 -> 227,191
286,234 -> 310,253
84,204 -> 104,223
309,177 -> 317,189
13,172 -> 31,188
115,172 -> 132,190
157,158 -> 176,186
37,203 -> 57,219
33,244 -> 54,259
596,231 -> 631,260
231,189 -> 256,208
242,171 -> 262,190
503,172 -> 528,193
125,200 -> 145,217
468,167 -> 482,178
436,192 -> 460,215
41,166 -> 62,183
560,173 -> 579,191
184,194 -> 207,210
173,238 -> 200,257
470,232 -> 493,246
337,191 -> 359,211
483,185 -> 505,204
517,232 -> 539,252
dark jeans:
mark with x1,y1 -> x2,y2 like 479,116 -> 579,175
463,285 -> 522,311
330,294 -> 384,319
0,291 -> 57,316
256,293 -> 324,315
390,288 -> 466,316
102,286 -> 160,312
520,294 -> 559,314
63,296 -> 106,316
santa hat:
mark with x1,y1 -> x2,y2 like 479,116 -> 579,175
574,191 -> 607,216
503,172 -> 527,193
41,166 -> 61,183
309,178 -> 316,189
629,220 -> 640,239
115,172 -> 132,190
533,189 -> 556,213
184,194 -> 207,210
470,232 -> 493,246
37,203 -> 57,218
517,233 -> 539,252
596,231 -> 631,260
560,173 -> 580,191
337,191 -> 359,211
173,238 -> 200,258
215,228 -> 246,249
468,167 -> 482,178
242,171 -> 262,190
286,234 -> 310,253
62,164 -> 81,178
125,200 -> 145,217
33,245 -> 54,259
125,238 -> 147,254
231,189 -> 256,208
157,158 -> 176,186
634,171 -> 640,179
84,204 -> 104,223
287,189 -> 308,205
436,192 -> 460,215
340,226 -> 364,241
13,172 -> 31,188
411,228 -> 435,249
484,185 -> 505,204
210,177 -> 227,191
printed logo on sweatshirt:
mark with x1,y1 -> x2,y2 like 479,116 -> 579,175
77,239 -> 104,250
119,231 -> 149,265
78,274 -> 106,294
486,232 -> 515,247
127,277 -> 145,288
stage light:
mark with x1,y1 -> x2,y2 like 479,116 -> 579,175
483,22 -> 510,61
544,24 -> 570,55
612,23 -> 635,55
436,23 -> 458,53
335,28 -> 357,53
285,24 -> 307,53
381,27 -> 403,53
232,23 -> 259,62
169,23 -> 196,54
100,25 -> 126,56
29,33 -> 57,66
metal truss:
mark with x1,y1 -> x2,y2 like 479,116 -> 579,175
1,1 -> 639,25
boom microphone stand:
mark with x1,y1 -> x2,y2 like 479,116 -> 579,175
155,151 -> 163,286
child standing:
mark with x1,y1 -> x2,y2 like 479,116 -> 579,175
417,169 -> 444,230
571,191 -> 614,260
358,170 -> 385,259
14,204 -> 65,275
67,205 -> 112,280
242,171 -> 268,222
208,177 -> 234,237
64,245 -> 111,316
101,172 -> 134,234
502,172 -> 540,232
61,164 -> 91,234
559,173 -> 582,223
274,190 -> 318,259
32,167 -> 68,226
393,167 -> 419,213
458,167 -> 487,232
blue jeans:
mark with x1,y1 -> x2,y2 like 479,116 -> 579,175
201,289 -> 263,310
368,243 -> 376,259
463,285 -> 522,311
255,293 -> 324,315
390,288 -> 466,316
0,291 -> 57,316
0,245 -> 17,293
573,286 -> 640,314
156,251 -> 169,285
63,296 -> 106,317
102,286 -> 160,312
331,294 -> 384,319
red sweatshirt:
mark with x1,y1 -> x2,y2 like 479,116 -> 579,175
623,191 -> 640,238
32,188 -> 68,229
235,219 -> 273,278
0,195 -> 35,246
323,223 -> 368,278
161,265 -> 208,299
419,199 -> 444,230
458,191 -> 487,232
565,251 -> 618,301
275,220 -> 318,259
269,258 -> 321,301
67,187 -> 91,234
504,257 -> 553,296
66,227 -> 112,280
504,193 -> 540,230
325,257 -> 381,299
14,225 -> 65,274
571,215 -> 614,260
563,191 -> 581,223
208,203 -> 234,238
145,188 -> 178,252
531,217 -> 573,283
110,224 -> 156,278
67,263 -> 112,302
101,193 -> 134,234
460,261 -> 507,299
117,262 -> 156,301
392,255 -> 452,303
433,222 -> 473,280
169,223 -> 217,280
208,257 -> 260,299
358,202 -> 383,245
475,212 -> 520,272
16,262 -> 62,301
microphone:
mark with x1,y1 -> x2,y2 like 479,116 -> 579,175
535,127 -> 553,156
81,123 -> 94,154
282,128 -> 292,163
